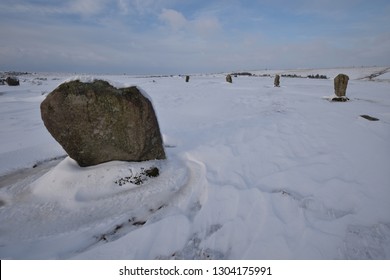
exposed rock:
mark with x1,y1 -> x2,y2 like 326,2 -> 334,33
114,166 -> 160,186
40,80 -> 166,167
360,115 -> 379,121
5,77 -> 20,86
185,75 -> 190,82
226,74 -> 232,83
274,74 -> 280,87
334,74 -> 349,97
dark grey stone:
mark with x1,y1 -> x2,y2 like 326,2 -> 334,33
226,74 -> 232,83
274,75 -> 280,87
5,77 -> 20,86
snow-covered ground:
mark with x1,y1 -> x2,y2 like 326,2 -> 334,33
0,67 -> 389,259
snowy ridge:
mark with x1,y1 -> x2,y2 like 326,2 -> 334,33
0,67 -> 389,259
248,66 -> 390,81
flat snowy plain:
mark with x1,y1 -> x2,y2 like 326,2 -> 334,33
0,67 -> 389,260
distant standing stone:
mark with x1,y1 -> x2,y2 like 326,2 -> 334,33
40,80 -> 166,167
333,74 -> 349,101
226,74 -> 232,83
5,77 -> 20,86
185,75 -> 190,82
274,75 -> 280,87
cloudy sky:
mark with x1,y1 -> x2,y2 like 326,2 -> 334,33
1,0 -> 389,74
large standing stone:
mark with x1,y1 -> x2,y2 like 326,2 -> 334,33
226,74 -> 232,83
185,75 -> 190,82
40,80 -> 166,167
333,74 -> 349,101
274,74 -> 280,87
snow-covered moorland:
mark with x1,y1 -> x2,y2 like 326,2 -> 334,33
0,67 -> 389,259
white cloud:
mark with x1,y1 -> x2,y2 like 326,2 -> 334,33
158,8 -> 222,38
159,8 -> 188,31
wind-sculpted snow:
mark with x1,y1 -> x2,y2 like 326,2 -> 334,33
0,67 -> 389,259
0,154 -> 207,259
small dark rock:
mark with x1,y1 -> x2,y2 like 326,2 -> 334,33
114,224 -> 123,231
133,220 -> 146,226
145,167 -> 159,178
114,166 -> 159,186
360,115 -> 379,121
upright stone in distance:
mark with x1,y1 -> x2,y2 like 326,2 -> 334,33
274,74 -> 280,87
226,74 -> 232,83
185,75 -> 190,82
5,77 -> 20,86
40,80 -> 166,167
333,74 -> 349,101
